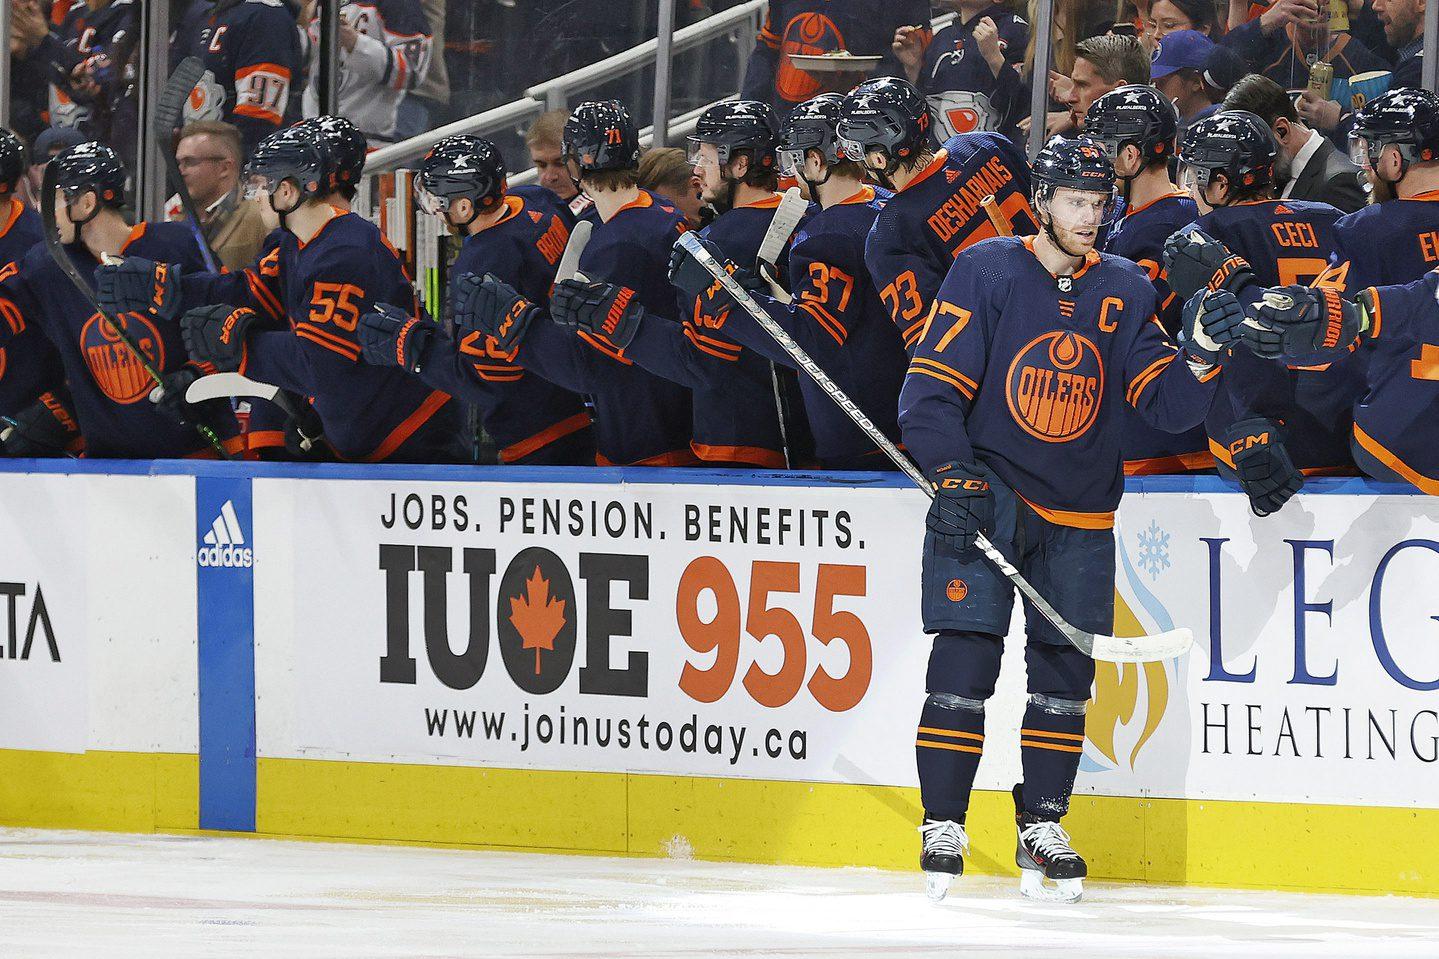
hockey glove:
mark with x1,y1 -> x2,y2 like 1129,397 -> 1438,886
667,235 -> 767,303
926,462 -> 994,556
1221,417 -> 1304,517
551,279 -> 646,349
1242,285 -> 1366,361
1162,228 -> 1257,302
453,273 -> 541,351
1179,288 -> 1243,364
96,257 -> 184,323
181,304 -> 257,373
0,392 -> 79,457
147,367 -> 219,428
358,303 -> 438,373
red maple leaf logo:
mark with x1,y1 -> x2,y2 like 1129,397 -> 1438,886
509,566 -> 566,674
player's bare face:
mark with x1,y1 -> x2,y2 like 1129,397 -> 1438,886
531,145 -> 577,201
691,143 -> 728,203
1045,187 -> 1106,252
54,189 -> 79,244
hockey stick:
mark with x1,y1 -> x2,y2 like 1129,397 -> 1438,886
40,162 -> 230,458
756,187 -> 808,469
981,195 -> 1014,237
675,232 -> 1193,664
157,57 -> 221,275
185,372 -> 320,454
556,219 -> 592,283
0,415 -> 80,459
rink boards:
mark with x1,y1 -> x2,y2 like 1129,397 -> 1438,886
0,460 -> 1436,896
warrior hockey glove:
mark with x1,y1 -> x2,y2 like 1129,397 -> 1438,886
96,257 -> 183,323
1242,285 -> 1366,361
926,462 -> 994,555
453,273 -> 540,351
1221,416 -> 1304,517
181,304 -> 257,373
1179,288 -> 1243,365
551,279 -> 646,349
147,367 -> 224,428
358,303 -> 438,373
667,235 -> 767,303
1162,228 -> 1257,303
0,393 -> 78,457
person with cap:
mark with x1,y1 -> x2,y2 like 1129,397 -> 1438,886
23,126 -> 89,209
1149,29 -> 1219,130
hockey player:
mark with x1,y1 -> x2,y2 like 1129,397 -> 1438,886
660,93 -> 906,470
301,0 -> 432,143
449,100 -> 695,467
355,134 -> 595,465
560,99 -> 797,469
1165,110 -> 1362,514
899,137 -> 1231,903
838,77 -> 1035,349
184,0 -> 305,154
0,127 -> 78,457
0,141 -> 242,458
1086,85 -> 1208,474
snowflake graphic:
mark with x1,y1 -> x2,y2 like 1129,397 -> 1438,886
1136,520 -> 1171,580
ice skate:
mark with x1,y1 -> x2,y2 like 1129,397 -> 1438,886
1013,785 -> 1086,903
918,818 -> 969,901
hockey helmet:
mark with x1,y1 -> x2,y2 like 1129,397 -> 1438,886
1031,136 -> 1118,234
417,134 -> 506,219
562,100 -> 641,180
777,93 -> 845,178
836,77 -> 932,167
0,128 -> 25,196
687,99 -> 779,171
1084,85 -> 1179,166
1178,110 -> 1276,197
1349,88 -> 1439,175
298,115 -> 368,194
50,141 -> 126,210
244,125 -> 330,206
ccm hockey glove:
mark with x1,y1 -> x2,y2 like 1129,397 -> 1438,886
358,303 -> 439,373
453,273 -> 541,351
1222,417 -> 1303,517
1242,285 -> 1366,361
1179,288 -> 1244,364
181,304 -> 258,373
1163,228 -> 1257,302
926,462 -> 995,555
96,257 -> 183,322
551,279 -> 646,349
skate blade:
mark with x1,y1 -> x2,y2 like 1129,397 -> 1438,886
1019,869 -> 1083,903
924,871 -> 955,902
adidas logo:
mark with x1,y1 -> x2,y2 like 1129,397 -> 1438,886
198,500 -> 253,568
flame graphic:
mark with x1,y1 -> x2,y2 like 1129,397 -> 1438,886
1086,589 -> 1169,769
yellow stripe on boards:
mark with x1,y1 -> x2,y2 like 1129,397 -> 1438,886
0,750 -> 197,832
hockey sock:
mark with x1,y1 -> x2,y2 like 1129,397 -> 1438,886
915,692 -> 986,822
1018,694 -> 1088,821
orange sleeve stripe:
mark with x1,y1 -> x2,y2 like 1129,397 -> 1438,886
1366,286 -> 1383,340
683,326 -> 742,361
245,271 -> 284,321
916,740 -> 983,755
498,412 -> 592,463
911,356 -> 978,392
917,727 -> 984,743
907,364 -> 976,400
1126,354 -> 1175,404
1353,423 -> 1439,494
577,329 -> 633,364
799,302 -> 847,346
902,316 -> 927,346
296,323 -> 361,360
1196,362 -> 1223,383
236,62 -> 293,81
362,390 -> 451,462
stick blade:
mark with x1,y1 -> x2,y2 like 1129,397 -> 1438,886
757,186 -> 806,268
185,371 -> 281,405
1091,627 -> 1194,664
555,219 -> 592,284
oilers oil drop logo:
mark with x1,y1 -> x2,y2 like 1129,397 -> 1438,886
1005,330 -> 1103,442
79,311 -> 165,404
776,14 -> 845,103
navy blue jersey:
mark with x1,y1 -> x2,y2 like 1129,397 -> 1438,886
34,0 -> 139,136
900,237 -> 1219,526
1196,198 -> 1363,473
865,132 -> 1035,349
0,221 -> 244,458
1103,190 -> 1208,472
718,186 -> 906,467
234,212 -> 462,462
1351,271 -> 1439,491
508,189 -> 696,466
0,199 -> 64,418
185,0 -> 304,153
1221,21 -> 1386,93
1333,193 -> 1439,289
917,4 -> 1029,138
621,194 -> 799,468
408,195 -> 593,463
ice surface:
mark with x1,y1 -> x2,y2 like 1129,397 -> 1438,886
2,828 -> 1436,958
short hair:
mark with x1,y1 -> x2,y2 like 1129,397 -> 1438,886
525,109 -> 570,152
1074,34 -> 1150,85
177,121 -> 243,163
637,146 -> 692,193
1155,0 -> 1217,33
585,167 -> 641,192
1223,74 -> 1297,125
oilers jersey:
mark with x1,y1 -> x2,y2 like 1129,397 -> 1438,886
185,0 -> 304,154
0,199 -> 65,420
865,132 -> 1035,349
917,4 -> 1029,139
303,0 -> 431,140
1333,191 -> 1439,288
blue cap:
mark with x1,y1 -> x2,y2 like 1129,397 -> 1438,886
31,125 -> 89,160
1151,30 -> 1215,79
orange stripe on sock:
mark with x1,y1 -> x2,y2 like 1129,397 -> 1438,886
1019,728 -> 1086,742
916,726 -> 983,743
1019,740 -> 1084,753
916,740 -> 983,755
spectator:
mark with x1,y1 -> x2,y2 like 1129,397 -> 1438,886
172,121 -> 269,271
24,0 -> 139,160
396,0 -> 450,138
1060,34 -> 1151,131
637,147 -> 704,228
303,0 -> 433,143
186,0 -> 304,156
23,126 -> 88,207
1151,30 -> 1218,130
1222,0 -> 1387,95
525,109 -> 596,221
1224,73 -> 1368,211
1146,0 -> 1219,40
8,0 -> 54,143
1371,0 -> 1425,88
744,0 -> 931,115
894,0 -> 1030,139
